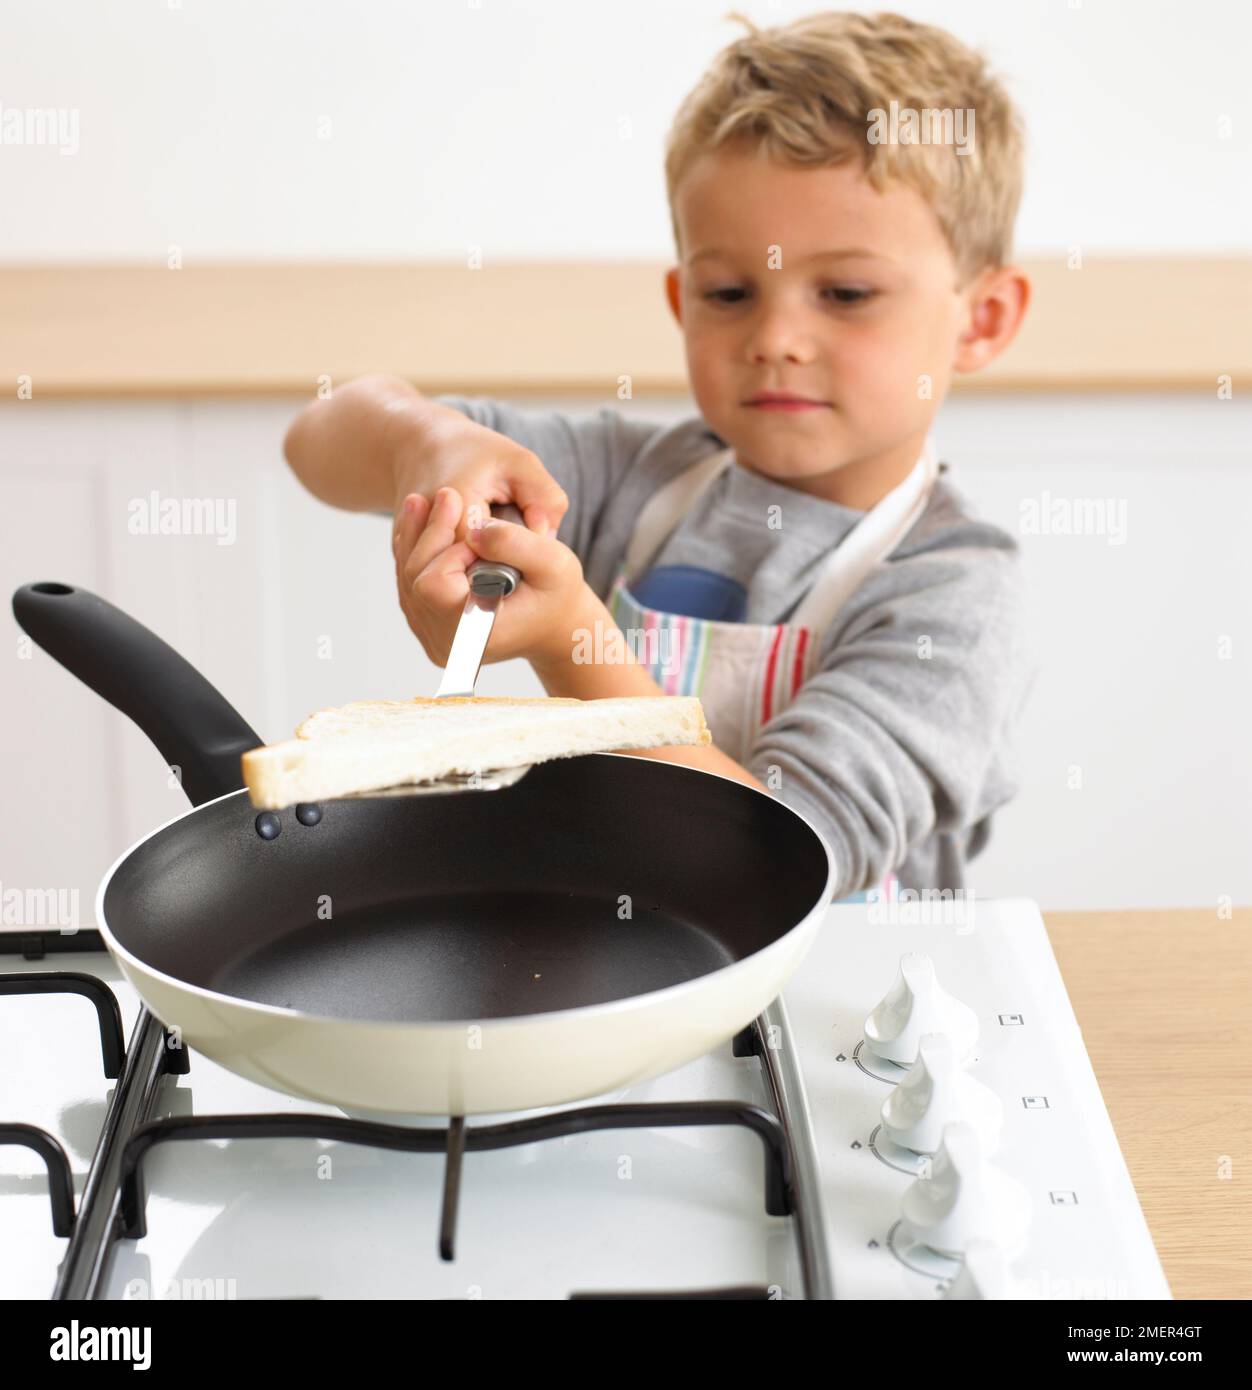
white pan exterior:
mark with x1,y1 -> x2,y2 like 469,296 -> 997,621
95,787 -> 836,1116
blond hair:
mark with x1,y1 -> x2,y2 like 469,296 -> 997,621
664,10 -> 1026,282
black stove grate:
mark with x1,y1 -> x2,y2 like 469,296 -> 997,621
1,936 -> 829,1299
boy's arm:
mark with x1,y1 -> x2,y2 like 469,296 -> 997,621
283,374 -> 570,537
284,375 -> 664,574
528,583 -> 768,792
282,374 -> 438,512
741,546 -> 1032,900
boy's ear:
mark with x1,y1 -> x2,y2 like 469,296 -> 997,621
664,266 -> 683,325
953,265 -> 1031,375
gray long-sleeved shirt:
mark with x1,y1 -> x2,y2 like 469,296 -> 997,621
427,395 -> 1034,900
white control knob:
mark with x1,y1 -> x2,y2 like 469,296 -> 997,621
943,1239 -> 1022,1300
899,1121 -> 1032,1259
863,952 -> 978,1065
880,1033 -> 1003,1155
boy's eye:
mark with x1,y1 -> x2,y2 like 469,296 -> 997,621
701,285 -> 876,306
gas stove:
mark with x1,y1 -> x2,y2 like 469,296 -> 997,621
0,898 -> 1169,1300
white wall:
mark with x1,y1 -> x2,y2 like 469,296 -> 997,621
0,0 -> 1247,261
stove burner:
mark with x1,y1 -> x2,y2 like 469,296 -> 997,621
1,939 -> 831,1299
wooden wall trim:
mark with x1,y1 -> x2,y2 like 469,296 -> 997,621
0,259 -> 1246,398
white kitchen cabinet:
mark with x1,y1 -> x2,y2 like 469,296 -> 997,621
1,392 -> 1249,917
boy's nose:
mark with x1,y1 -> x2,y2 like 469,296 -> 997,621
745,308 -> 820,365
747,329 -> 819,366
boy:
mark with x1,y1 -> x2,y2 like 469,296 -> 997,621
284,10 -> 1032,903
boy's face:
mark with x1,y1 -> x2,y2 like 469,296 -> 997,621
667,146 -> 981,506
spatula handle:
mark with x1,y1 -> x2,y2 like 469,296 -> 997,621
467,502 -> 525,597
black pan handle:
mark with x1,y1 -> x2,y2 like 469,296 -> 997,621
12,582 -> 261,808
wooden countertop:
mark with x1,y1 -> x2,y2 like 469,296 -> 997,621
1044,907 -> 1252,1301
1,258 -> 1248,397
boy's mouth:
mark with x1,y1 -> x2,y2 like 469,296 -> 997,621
742,390 -> 831,412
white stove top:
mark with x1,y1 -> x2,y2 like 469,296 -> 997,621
0,898 -> 1169,1300
785,898 -> 1170,1299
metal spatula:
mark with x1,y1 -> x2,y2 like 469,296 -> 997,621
346,502 -> 533,798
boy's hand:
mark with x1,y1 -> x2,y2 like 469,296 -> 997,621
393,484 -> 588,671
390,405 -> 570,545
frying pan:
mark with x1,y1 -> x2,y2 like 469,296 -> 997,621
11,581 -> 836,1116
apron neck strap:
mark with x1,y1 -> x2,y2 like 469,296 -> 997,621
788,443 -> 938,633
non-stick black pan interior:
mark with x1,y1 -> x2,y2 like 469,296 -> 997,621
102,753 -> 831,1022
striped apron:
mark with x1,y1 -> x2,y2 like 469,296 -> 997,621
607,442 -> 938,902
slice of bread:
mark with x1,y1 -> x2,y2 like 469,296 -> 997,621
241,694 -> 711,809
